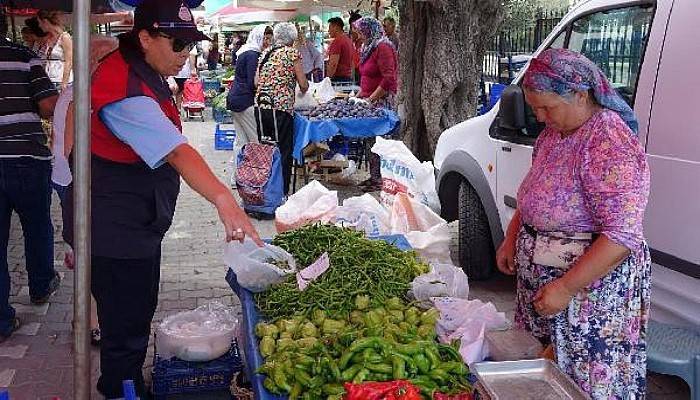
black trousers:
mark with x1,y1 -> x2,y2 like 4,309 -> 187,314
92,252 -> 161,399
255,108 -> 294,195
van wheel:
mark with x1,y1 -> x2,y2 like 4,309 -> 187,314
458,180 -> 495,280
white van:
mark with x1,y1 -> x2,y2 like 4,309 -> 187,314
434,0 -> 700,330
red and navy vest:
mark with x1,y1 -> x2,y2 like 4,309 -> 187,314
91,38 -> 182,163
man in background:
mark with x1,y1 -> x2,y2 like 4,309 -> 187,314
383,16 -> 399,50
0,8 -> 60,343
326,17 -> 354,83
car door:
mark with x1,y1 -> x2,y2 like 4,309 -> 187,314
493,3 -> 655,231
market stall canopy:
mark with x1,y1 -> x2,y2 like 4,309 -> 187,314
212,5 -> 297,25
0,0 -> 132,13
235,0 -> 389,13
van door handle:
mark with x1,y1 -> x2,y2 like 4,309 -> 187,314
504,195 -> 517,209
501,146 -> 512,152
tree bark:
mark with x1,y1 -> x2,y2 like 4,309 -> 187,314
397,0 -> 503,160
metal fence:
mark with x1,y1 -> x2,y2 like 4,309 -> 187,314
483,10 -> 566,83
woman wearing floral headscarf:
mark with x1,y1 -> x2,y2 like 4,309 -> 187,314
495,48 -> 650,399
352,16 -> 398,191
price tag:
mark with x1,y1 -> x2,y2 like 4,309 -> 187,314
296,252 -> 330,291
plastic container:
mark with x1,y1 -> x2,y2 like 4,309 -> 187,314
485,329 -> 544,362
151,338 -> 243,400
215,124 -> 236,151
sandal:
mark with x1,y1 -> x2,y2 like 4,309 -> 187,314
90,328 -> 101,346
0,317 -> 21,343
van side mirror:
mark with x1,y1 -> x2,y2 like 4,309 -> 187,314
497,85 -> 526,131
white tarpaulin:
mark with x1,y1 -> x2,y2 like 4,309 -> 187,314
236,0 -> 388,13
213,5 -> 298,25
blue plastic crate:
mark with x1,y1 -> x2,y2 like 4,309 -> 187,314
151,339 -> 243,399
215,124 -> 236,151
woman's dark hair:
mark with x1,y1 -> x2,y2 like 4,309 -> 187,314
328,17 -> 344,30
37,10 -> 63,27
264,26 -> 273,36
25,17 -> 47,37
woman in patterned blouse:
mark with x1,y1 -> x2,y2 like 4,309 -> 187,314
496,48 -> 651,399
254,22 -> 309,196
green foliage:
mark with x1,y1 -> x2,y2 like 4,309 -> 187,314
502,0 -> 569,29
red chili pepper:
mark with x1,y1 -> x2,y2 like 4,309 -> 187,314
434,392 -> 474,400
344,380 -> 422,400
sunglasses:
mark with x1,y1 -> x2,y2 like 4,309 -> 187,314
157,32 -> 195,53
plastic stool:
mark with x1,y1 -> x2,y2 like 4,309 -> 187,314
647,320 -> 700,400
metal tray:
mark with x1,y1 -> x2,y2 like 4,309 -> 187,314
472,359 -> 590,400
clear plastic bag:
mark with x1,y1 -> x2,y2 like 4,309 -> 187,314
432,297 -> 508,364
390,193 -> 451,263
224,239 -> 296,293
156,302 -> 239,362
410,263 -> 470,308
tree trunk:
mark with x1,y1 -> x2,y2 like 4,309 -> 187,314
398,0 -> 503,161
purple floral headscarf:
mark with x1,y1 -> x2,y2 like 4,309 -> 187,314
523,48 -> 638,134
353,16 -> 395,64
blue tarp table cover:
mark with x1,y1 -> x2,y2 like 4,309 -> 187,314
293,109 -> 400,162
225,234 -> 411,400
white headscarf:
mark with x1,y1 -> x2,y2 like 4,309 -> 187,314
236,24 -> 267,57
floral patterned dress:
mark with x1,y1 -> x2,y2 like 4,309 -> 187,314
515,109 -> 651,400
255,46 -> 300,114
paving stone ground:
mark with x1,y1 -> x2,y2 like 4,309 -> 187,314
0,117 -> 691,399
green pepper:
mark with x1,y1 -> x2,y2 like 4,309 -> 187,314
294,368 -> 313,387
272,365 -> 292,392
328,358 -> 342,381
289,383 -> 302,400
365,363 -> 393,374
391,355 -> 406,380
404,307 -> 420,325
312,309 -> 327,326
442,361 -> 468,375
395,343 -> 423,355
352,368 -> 370,383
386,297 -> 404,310
296,337 -> 319,349
341,364 -> 364,381
416,324 -> 435,339
260,336 -> 276,358
322,319 -> 346,335
424,346 -> 441,369
429,368 -> 451,384
349,311 -> 364,326
301,321 -> 319,337
308,376 -> 325,388
420,308 -> 440,325
322,383 -> 345,395
413,353 -> 430,374
256,322 -> 280,339
263,377 -> 280,394
438,343 -> 464,362
364,310 -> 382,328
355,295 -> 370,310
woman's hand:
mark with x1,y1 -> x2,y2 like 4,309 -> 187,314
532,279 -> 575,316
214,193 -> 263,246
495,236 -> 517,275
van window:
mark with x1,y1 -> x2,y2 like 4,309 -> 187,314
549,30 -> 566,49
568,6 -> 654,106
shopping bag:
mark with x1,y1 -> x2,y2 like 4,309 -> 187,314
333,194 -> 391,237
371,137 -> 440,212
275,180 -> 338,232
390,193 -> 451,263
410,263 -> 470,308
224,239 -> 296,293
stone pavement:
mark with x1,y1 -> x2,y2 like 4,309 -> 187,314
0,117 -> 691,399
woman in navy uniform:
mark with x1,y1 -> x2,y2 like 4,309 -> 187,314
65,0 -> 262,397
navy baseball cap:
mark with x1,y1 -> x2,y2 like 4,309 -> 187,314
134,0 -> 210,42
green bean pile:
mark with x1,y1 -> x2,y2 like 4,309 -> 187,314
254,224 -> 429,321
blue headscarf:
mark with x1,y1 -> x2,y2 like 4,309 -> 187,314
523,48 -> 638,134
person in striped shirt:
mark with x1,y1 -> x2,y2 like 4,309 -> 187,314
0,9 -> 61,343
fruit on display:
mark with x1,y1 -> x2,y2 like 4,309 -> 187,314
299,99 -> 385,121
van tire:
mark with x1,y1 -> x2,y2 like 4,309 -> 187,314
458,180 -> 495,280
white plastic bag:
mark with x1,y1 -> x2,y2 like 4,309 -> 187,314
333,194 -> 391,237
295,85 -> 318,109
314,77 -> 337,104
410,263 -> 470,308
371,137 -> 440,212
275,180 -> 338,232
156,302 -> 239,362
390,193 -> 451,263
224,239 -> 296,293
432,297 -> 508,364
